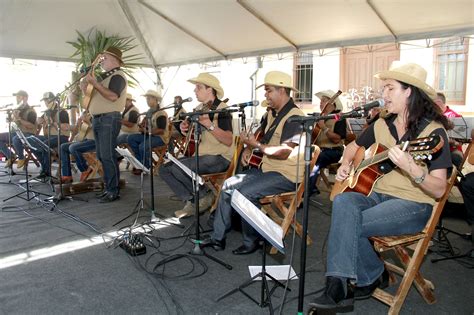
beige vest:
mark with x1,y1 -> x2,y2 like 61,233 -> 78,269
261,107 -> 305,183
121,105 -> 139,134
18,107 -> 37,134
88,70 -> 127,115
198,102 -> 235,161
373,119 -> 446,206
315,119 -> 344,149
151,109 -> 170,144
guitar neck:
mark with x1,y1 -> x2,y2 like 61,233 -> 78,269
357,150 -> 389,170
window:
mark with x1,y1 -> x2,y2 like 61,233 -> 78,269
294,53 -> 313,103
435,38 -> 469,105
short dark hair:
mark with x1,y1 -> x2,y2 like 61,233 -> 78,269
436,92 -> 446,104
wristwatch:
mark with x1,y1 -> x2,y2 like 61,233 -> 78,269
208,123 -> 215,131
413,169 -> 427,184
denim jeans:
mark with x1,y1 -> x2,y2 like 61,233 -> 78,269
61,140 -> 96,176
28,135 -> 69,174
117,132 -> 138,146
309,147 -> 342,194
0,132 -> 14,159
92,112 -> 121,195
211,168 -> 296,247
159,155 -> 230,202
127,133 -> 165,168
326,191 -> 432,286
9,132 -> 34,159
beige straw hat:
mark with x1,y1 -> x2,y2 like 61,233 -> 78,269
142,90 -> 162,101
256,71 -> 298,92
188,73 -> 224,99
315,89 -> 343,111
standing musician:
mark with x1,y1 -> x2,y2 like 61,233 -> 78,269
127,90 -> 168,174
309,62 -> 452,312
28,92 -> 70,179
202,71 -> 305,255
60,111 -> 95,183
0,90 -> 37,168
117,93 -> 140,146
309,90 -> 347,195
82,46 -> 127,203
159,73 -> 234,219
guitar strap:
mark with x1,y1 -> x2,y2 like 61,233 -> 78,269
260,102 -> 296,145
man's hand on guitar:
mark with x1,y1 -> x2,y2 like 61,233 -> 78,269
336,163 -> 352,181
240,147 -> 252,166
85,72 -> 98,87
240,130 -> 257,147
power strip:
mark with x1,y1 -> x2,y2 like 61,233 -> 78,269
120,233 -> 146,256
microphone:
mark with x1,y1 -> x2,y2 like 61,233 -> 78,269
229,100 -> 259,108
179,97 -> 192,104
0,103 -> 13,109
352,99 -> 384,112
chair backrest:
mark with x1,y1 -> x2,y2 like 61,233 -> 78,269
459,129 -> 474,169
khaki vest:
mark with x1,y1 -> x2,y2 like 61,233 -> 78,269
261,107 -> 305,183
18,107 -> 37,134
315,119 -> 344,149
88,70 -> 127,115
43,110 -> 71,138
373,119 -> 446,206
198,102 -> 235,161
121,105 -> 139,134
151,109 -> 170,144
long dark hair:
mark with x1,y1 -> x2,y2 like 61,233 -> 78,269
399,81 -> 451,139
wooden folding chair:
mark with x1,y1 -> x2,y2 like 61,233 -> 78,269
259,145 -> 321,254
200,136 -> 243,212
152,145 -> 168,175
369,168 -> 458,315
7,144 -> 41,169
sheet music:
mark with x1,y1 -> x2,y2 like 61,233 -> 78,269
248,265 -> 297,281
231,190 -> 284,253
165,153 -> 204,185
448,117 -> 469,139
115,147 -> 150,174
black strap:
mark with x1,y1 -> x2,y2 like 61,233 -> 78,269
260,101 -> 295,144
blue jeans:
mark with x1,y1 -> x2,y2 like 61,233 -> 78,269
92,112 -> 121,195
309,147 -> 342,194
28,135 -> 69,174
117,132 -> 138,146
326,191 -> 432,286
159,155 -> 230,202
211,168 -> 296,247
0,132 -> 14,159
61,140 -> 96,176
127,133 -> 165,169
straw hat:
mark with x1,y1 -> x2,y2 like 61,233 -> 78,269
374,62 -> 436,99
126,93 -> 135,101
103,46 -> 124,65
315,90 -> 343,111
256,71 -> 298,92
188,73 -> 224,99
142,90 -> 162,101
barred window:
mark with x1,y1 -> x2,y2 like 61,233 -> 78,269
294,53 -> 313,102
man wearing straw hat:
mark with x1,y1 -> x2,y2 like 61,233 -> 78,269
159,73 -> 234,218
83,46 -> 127,203
309,62 -> 452,312
117,93 -> 140,146
202,71 -> 305,255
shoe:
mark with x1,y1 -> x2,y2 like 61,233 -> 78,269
309,277 -> 354,313
132,168 -> 142,175
36,172 -> 49,180
60,176 -> 73,184
232,242 -> 261,255
201,237 -> 226,251
174,201 -> 194,218
16,159 -> 26,169
80,168 -> 93,182
353,269 -> 389,300
99,193 -> 120,203
198,192 -> 215,211
95,190 -> 108,198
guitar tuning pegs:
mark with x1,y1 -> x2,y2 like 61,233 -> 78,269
427,154 -> 432,160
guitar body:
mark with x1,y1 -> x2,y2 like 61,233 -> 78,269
184,125 -> 197,157
248,130 -> 264,169
330,143 -> 386,201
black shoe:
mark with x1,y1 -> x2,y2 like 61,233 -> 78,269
232,242 -> 261,255
99,193 -> 120,203
201,237 -> 225,251
309,277 -> 354,313
353,269 -> 389,300
95,190 -> 108,198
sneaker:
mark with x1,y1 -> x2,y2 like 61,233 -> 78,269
198,192 -> 215,212
16,159 -> 26,169
80,168 -> 93,182
174,201 -> 194,218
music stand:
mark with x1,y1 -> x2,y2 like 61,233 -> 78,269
216,190 -> 289,314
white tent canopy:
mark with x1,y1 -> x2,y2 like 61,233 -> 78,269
1,0 -> 473,68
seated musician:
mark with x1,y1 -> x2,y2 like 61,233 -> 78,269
60,111 -> 96,183
168,95 -> 187,154
159,73 -> 234,218
28,92 -> 70,179
309,90 -> 347,195
127,90 -> 169,175
0,90 -> 37,169
434,92 -> 463,167
309,62 -> 452,312
117,93 -> 140,145
202,71 -> 304,255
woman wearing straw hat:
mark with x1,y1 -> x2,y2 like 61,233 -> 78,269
309,62 -> 452,312
202,71 -> 305,255
159,73 -> 234,218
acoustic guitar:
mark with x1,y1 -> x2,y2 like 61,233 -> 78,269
329,134 -> 444,201
81,54 -> 102,112
247,130 -> 264,168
